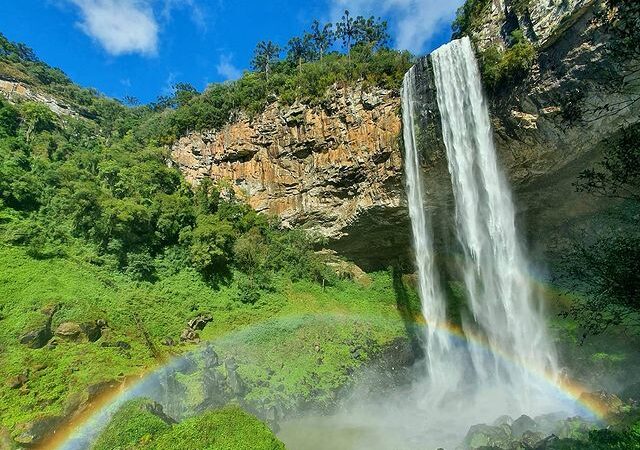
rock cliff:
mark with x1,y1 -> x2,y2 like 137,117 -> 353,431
171,0 -> 638,270
170,85 -> 410,269
464,0 -> 638,263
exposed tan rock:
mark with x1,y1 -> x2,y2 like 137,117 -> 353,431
54,322 -> 83,341
0,78 -> 78,117
171,84 -> 409,268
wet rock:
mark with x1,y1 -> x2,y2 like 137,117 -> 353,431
19,327 -> 52,349
187,314 -> 213,331
55,322 -> 83,341
180,328 -> 199,343
521,430 -> 545,447
161,337 -> 176,346
512,414 -> 538,438
202,345 -> 220,368
462,423 -> 512,449
143,400 -> 177,425
13,416 -> 62,446
81,319 -> 106,342
579,390 -> 625,417
224,358 -> 245,396
553,416 -> 595,440
492,415 -> 514,427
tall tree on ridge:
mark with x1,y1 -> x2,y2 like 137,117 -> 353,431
287,35 -> 314,73
251,41 -> 281,81
309,20 -> 334,61
336,10 -> 357,61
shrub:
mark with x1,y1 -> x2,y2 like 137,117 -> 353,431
479,30 -> 536,91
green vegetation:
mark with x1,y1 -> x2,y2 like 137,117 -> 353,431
479,30 -> 536,91
93,401 -> 285,450
560,123 -> 640,337
0,30 -> 418,442
541,422 -> 640,449
452,0 -> 492,39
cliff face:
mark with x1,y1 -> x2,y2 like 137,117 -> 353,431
170,85 -> 410,269
171,0 -> 637,270
471,0 -> 638,261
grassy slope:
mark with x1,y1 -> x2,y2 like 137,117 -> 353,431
0,244 -> 419,434
93,400 -> 285,450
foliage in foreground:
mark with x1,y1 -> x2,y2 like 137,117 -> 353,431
559,123 -> 640,337
93,400 -> 285,450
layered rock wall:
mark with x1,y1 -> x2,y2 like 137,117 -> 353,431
171,85 -> 410,268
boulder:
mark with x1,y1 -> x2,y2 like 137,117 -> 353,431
224,358 -> 245,396
7,373 -> 28,389
13,416 -> 62,446
512,414 -> 538,438
521,430 -> 545,447
180,328 -> 199,343
19,327 -> 52,349
187,314 -> 213,331
578,390 -> 625,417
462,423 -> 512,449
81,319 -> 106,342
54,322 -> 83,341
492,415 -> 514,427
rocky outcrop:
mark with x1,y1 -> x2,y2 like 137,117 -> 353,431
171,84 -> 409,269
0,78 -> 79,117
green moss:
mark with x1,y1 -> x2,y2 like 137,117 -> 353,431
92,402 -> 285,450
92,399 -> 171,450
153,406 -> 285,450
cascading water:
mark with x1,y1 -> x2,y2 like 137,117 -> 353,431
403,36 -> 565,421
401,66 -> 462,399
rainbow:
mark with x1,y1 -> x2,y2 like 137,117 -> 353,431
46,311 -> 608,450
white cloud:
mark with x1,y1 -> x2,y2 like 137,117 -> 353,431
68,0 -> 159,56
216,54 -> 242,81
330,0 -> 465,54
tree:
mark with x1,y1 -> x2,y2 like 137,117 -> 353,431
560,123 -> 640,338
173,82 -> 198,108
251,41 -> 281,81
309,20 -> 334,61
20,102 -> 56,143
352,15 -> 389,50
594,0 -> 640,117
0,99 -> 20,138
189,215 -> 236,277
574,124 -> 640,202
286,35 -> 314,73
336,10 -> 357,60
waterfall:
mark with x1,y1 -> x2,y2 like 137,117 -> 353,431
402,36 -> 560,418
401,67 -> 462,398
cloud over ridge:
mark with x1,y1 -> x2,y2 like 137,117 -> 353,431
68,0 -> 159,56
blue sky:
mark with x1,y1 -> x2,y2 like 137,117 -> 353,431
1,0 -> 464,103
